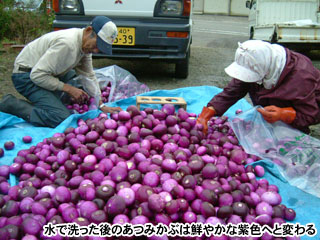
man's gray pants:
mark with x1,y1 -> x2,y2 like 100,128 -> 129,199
10,71 -> 76,128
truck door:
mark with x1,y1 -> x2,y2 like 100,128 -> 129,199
246,0 -> 257,39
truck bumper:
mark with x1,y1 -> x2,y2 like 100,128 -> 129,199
53,16 -> 191,61
252,24 -> 320,49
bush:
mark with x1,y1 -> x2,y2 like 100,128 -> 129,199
0,0 -> 15,41
0,0 -> 54,44
10,9 -> 53,44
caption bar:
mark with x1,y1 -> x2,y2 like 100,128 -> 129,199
43,222 -> 317,238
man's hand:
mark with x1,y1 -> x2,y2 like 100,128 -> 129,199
101,105 -> 123,114
63,84 -> 89,104
196,106 -> 216,134
257,106 -> 296,124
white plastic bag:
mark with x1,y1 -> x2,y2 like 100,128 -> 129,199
229,106 -> 320,198
94,65 -> 150,102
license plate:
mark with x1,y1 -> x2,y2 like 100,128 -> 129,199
113,27 -> 135,46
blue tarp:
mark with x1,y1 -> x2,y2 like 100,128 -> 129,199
0,86 -> 319,239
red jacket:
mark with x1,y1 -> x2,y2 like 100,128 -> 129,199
208,48 -> 320,133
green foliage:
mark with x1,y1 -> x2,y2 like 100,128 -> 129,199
0,0 -> 54,44
0,0 -> 15,41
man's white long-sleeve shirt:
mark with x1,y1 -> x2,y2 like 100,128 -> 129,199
13,28 -> 101,98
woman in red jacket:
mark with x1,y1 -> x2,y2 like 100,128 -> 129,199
197,40 -> 320,134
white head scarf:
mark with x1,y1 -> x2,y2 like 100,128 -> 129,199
224,40 -> 287,89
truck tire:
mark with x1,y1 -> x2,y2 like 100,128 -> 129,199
175,48 -> 190,79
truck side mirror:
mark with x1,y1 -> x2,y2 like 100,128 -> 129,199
246,0 -> 251,9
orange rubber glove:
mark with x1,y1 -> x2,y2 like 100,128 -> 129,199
197,106 -> 216,134
257,106 -> 296,124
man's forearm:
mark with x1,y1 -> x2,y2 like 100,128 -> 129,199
62,83 -> 72,94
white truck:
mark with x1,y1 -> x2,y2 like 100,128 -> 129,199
246,0 -> 320,50
51,0 -> 193,78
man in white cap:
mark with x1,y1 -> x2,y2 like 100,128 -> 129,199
197,40 -> 320,134
0,16 -> 122,127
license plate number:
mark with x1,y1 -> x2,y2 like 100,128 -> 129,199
113,27 -> 135,46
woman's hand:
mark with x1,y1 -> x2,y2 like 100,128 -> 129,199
196,106 -> 216,134
257,106 -> 296,124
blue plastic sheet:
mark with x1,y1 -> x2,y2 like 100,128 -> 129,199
0,86 -> 319,239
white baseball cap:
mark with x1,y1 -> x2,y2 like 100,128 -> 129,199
91,16 -> 118,55
225,40 -> 271,83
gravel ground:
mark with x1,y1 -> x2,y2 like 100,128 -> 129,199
94,46 -> 234,90
0,46 -> 232,98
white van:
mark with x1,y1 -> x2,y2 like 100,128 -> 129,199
246,0 -> 320,50
51,0 -> 193,78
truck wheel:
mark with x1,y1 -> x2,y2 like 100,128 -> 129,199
175,48 -> 190,79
